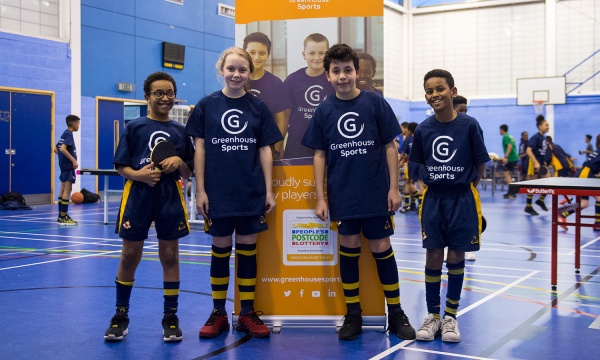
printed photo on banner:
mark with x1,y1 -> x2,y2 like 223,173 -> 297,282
236,16 -> 383,162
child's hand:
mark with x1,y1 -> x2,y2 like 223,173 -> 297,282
53,146 -> 58,155
72,160 -> 78,169
265,192 -> 276,214
315,199 -> 328,221
137,163 -> 161,186
388,189 -> 402,212
196,191 -> 209,219
160,156 -> 183,174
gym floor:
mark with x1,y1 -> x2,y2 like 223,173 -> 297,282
1,190 -> 599,359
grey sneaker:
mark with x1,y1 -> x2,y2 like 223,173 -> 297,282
441,315 -> 461,343
415,314 -> 441,341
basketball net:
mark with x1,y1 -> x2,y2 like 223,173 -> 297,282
533,100 -> 546,115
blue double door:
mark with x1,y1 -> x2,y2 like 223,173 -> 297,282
0,91 -> 52,198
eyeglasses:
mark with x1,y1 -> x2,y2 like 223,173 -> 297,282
147,91 -> 176,99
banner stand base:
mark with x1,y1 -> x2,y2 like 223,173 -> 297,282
232,315 -> 386,332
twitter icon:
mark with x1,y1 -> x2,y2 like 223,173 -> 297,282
284,290 -> 291,297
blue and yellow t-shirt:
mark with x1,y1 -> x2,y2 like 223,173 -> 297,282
301,91 -> 401,221
528,132 -> 547,159
185,91 -> 283,218
409,112 -> 490,191
57,129 -> 76,171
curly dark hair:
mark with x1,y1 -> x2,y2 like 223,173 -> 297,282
408,122 -> 418,134
536,114 -> 546,128
66,114 -> 80,127
243,32 -> 272,54
453,95 -> 467,106
423,69 -> 454,89
143,72 -> 177,95
324,44 -> 359,72
357,52 -> 376,72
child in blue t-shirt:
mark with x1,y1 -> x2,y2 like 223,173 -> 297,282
104,72 -> 194,343
55,115 -> 80,225
398,122 -> 421,213
302,44 -> 416,342
243,32 -> 291,159
524,115 -> 551,215
186,47 -> 283,339
409,69 -> 490,343
283,33 -> 335,159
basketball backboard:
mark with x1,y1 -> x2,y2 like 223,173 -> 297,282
516,76 -> 566,105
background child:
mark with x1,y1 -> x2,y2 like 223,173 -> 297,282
302,44 -> 416,342
56,115 -> 80,226
499,124 -> 518,199
356,52 -> 383,96
519,131 -> 529,181
243,32 -> 291,159
186,47 -> 283,339
282,33 -> 335,159
104,72 -> 194,343
410,69 -> 489,343
524,115 -> 551,216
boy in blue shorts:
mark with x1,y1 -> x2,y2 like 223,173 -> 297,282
104,72 -> 194,342
302,44 -> 416,341
409,69 -> 490,343
398,122 -> 421,213
244,32 -> 291,159
55,115 -> 80,225
283,33 -> 335,159
519,131 -> 529,181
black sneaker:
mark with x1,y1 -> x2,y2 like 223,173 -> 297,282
535,199 -> 548,211
104,309 -> 129,341
388,308 -> 416,340
410,203 -> 417,213
524,207 -> 539,216
162,313 -> 183,342
503,193 -> 510,199
338,312 -> 362,341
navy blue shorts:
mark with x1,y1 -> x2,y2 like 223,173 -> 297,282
408,162 -> 422,182
419,184 -> 482,252
502,161 -> 517,172
331,215 -> 395,240
557,168 -> 570,177
115,178 -> 189,241
60,169 -> 76,183
520,158 -> 528,175
204,215 -> 268,237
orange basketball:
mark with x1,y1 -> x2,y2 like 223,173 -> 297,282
71,192 -> 84,204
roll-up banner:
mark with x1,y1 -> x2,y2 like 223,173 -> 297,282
234,0 -> 386,329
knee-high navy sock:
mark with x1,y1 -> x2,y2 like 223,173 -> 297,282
444,260 -> 465,319
115,278 -> 134,312
526,195 -> 533,207
539,195 -> 546,202
210,245 -> 232,313
339,245 -> 361,313
164,281 -> 179,314
372,247 -> 401,313
236,243 -> 257,316
425,268 -> 441,319
596,202 -> 600,224
57,197 -> 62,217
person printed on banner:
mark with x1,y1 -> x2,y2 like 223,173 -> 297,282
282,33 -> 335,159
185,47 -> 283,339
356,52 -> 383,96
398,122 -> 422,213
499,124 -> 519,199
409,69 -> 490,343
104,72 -> 195,343
56,115 -> 80,226
579,134 -> 594,161
558,134 -> 600,231
524,115 -> 551,216
243,32 -> 291,159
302,44 -> 416,342
519,131 -> 529,181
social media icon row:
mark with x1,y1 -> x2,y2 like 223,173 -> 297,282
284,290 -> 336,298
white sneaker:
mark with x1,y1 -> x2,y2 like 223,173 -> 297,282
415,314 -> 442,341
465,252 -> 476,261
441,315 -> 461,343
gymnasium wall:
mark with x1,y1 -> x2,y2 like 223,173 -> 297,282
384,5 -> 405,100
81,0 -> 235,104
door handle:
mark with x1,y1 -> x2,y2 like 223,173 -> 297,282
5,149 -> 15,155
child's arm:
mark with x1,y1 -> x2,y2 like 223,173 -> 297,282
272,109 -> 290,159
53,146 -> 58,155
313,149 -> 328,221
474,163 -> 486,188
194,138 -> 209,219
60,145 -> 78,169
385,141 -> 402,212
526,147 -> 539,170
258,145 -> 276,214
503,143 -> 513,164
116,163 -> 161,186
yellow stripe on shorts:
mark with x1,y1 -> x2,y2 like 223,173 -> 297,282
117,180 -> 133,235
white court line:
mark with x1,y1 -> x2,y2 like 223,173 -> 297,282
0,206 -> 120,218
589,315 -> 600,329
568,235 -> 600,255
370,271 -> 538,360
457,270 -> 539,316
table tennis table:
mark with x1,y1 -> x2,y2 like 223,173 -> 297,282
508,177 -> 600,289
77,169 -> 201,225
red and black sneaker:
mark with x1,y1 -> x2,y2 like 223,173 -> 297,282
593,223 -> 600,232
199,308 -> 230,339
557,214 -> 568,231
236,310 -> 270,338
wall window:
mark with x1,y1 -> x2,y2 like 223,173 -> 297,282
1,0 -> 60,38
